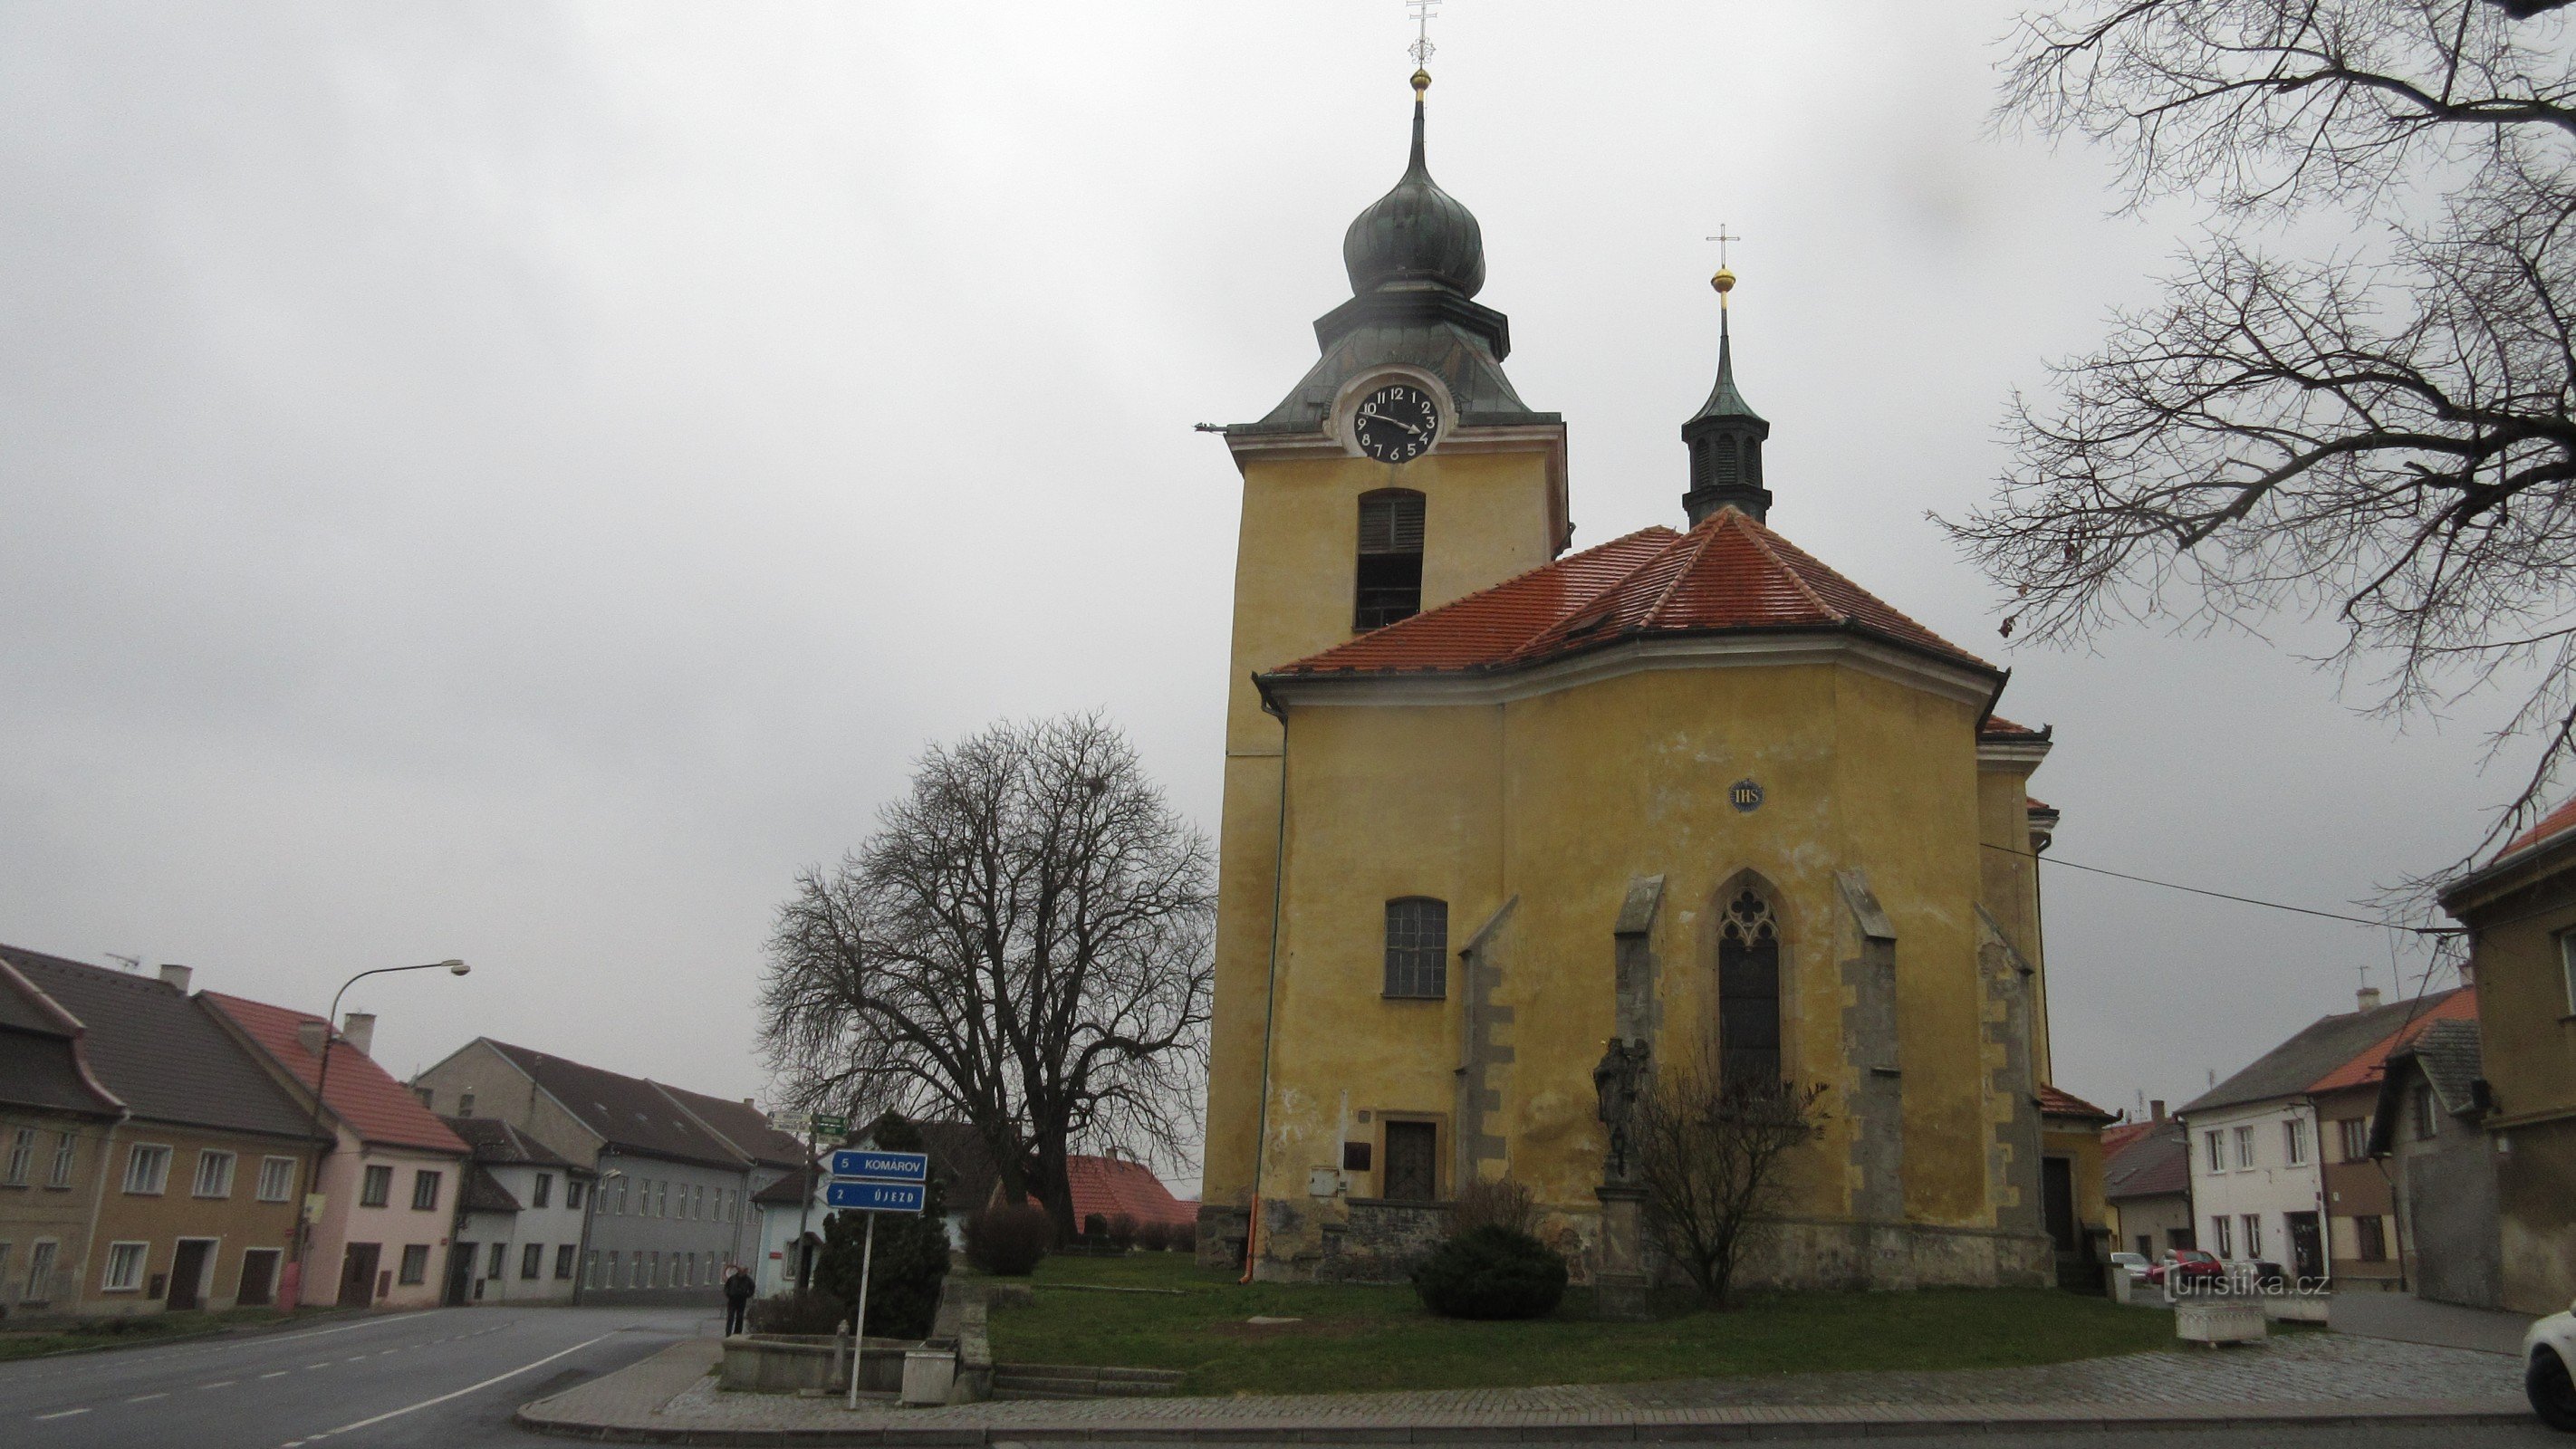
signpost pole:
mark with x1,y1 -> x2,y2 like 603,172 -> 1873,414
844,1213 -> 876,1409
794,1122 -> 814,1293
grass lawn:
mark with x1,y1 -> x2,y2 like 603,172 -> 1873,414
979,1253 -> 2179,1396
0,1306 -> 312,1362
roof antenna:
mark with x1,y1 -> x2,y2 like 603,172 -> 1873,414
105,953 -> 141,973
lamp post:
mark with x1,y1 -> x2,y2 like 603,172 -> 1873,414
288,958 -> 469,1310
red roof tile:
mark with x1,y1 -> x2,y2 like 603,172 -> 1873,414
2497,796 -> 2576,861
2026,796 -> 2056,814
2037,1083 -> 2116,1122
2098,1120 -> 2155,1156
1982,716 -> 2043,736
1063,1155 -> 1196,1230
206,993 -> 468,1156
2307,988 -> 2479,1094
1270,509 -> 1995,681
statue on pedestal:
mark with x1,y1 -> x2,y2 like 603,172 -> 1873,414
1592,1036 -> 1650,1185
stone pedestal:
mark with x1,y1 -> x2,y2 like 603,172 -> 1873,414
1593,1185 -> 1653,1319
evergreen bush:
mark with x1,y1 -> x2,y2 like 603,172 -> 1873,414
965,1204 -> 1053,1275
746,1290 -> 846,1336
1410,1224 -> 1569,1320
814,1112 -> 950,1339
1137,1220 -> 1171,1252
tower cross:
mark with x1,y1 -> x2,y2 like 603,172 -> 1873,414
1706,225 -> 1740,270
1408,0 -> 1440,70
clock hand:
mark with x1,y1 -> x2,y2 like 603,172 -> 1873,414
1359,409 -> 1423,436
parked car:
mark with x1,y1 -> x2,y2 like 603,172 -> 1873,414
2108,1252 -> 2150,1281
2142,1249 -> 2225,1286
2530,1299 -> 2576,1433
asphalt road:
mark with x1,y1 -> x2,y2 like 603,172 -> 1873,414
1082,1431 -> 2562,1448
3,1303 -> 716,1449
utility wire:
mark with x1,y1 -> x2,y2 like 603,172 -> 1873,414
1979,842 -> 2460,935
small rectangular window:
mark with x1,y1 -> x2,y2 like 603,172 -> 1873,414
1383,898 -> 1449,999
2283,1119 -> 2307,1167
360,1164 -> 393,1207
123,1144 -> 171,1195
2203,1130 -> 2225,1173
2356,1214 -> 2388,1262
2242,1214 -> 2262,1259
521,1243 -> 543,1281
531,1173 -> 552,1209
193,1150 -> 236,1198
101,1241 -> 149,1291
4,1128 -> 34,1185
2413,1085 -> 2437,1140
2212,1215 -> 2233,1258
2233,1125 -> 2255,1169
656,1181 -> 668,1218
567,1180 -> 584,1211
398,1244 -> 430,1285
487,1242 -> 506,1279
24,1239 -> 58,1303
2561,931 -> 2576,1013
606,1251 -> 620,1287
2337,1118 -> 2369,1162
48,1132 -> 76,1188
555,1244 -> 577,1280
410,1169 -> 442,1211
257,1156 -> 297,1203
584,1249 -> 601,1287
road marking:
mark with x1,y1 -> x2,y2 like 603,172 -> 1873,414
306,1362 -> 330,1369
127,1392 -> 168,1403
261,1370 -> 289,1378
343,1355 -> 366,1362
200,1379 -> 235,1389
34,1407 -> 90,1419
307,1329 -> 618,1439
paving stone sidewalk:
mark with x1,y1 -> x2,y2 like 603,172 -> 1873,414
520,1330 -> 2529,1444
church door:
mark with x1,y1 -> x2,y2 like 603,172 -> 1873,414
1716,890 -> 1782,1087
1382,1121 -> 1437,1203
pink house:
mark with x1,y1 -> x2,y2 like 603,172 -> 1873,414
203,993 -> 469,1310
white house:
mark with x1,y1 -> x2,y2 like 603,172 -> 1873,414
443,1117 -> 593,1306
750,1166 -> 825,1297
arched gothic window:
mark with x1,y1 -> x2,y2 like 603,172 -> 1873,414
1354,489 -> 1426,630
1716,888 -> 1782,1087
1383,897 -> 1447,999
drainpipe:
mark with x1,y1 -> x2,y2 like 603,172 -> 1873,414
1242,702 -> 1291,1284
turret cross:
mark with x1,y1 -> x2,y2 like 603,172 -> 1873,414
1408,0 -> 1440,69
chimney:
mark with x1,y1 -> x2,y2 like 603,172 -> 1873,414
296,1021 -> 329,1058
744,1098 -> 757,1109
2150,1099 -> 2166,1122
2358,986 -> 2383,1012
341,1012 -> 376,1059
158,964 -> 192,993
2458,960 -> 2476,990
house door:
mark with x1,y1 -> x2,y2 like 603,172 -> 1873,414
338,1243 -> 381,1308
2286,1211 -> 2325,1284
237,1249 -> 280,1307
447,1243 -> 476,1307
2041,1157 -> 2077,1252
1382,1121 -> 1437,1203
168,1240 -> 212,1310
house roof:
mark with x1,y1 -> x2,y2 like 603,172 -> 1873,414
204,993 -> 468,1156
2098,1120 -> 2155,1156
1066,1155 -> 1196,1230
479,1039 -> 750,1170
457,1162 -> 523,1214
444,1115 -> 584,1172
1264,510 -> 1998,686
2104,1118 -> 2191,1201
0,946 -> 319,1141
2306,989 -> 2480,1095
2496,796 -> 2576,860
0,958 -> 122,1118
651,1081 -> 809,1171
2368,1019 -> 2487,1155
2037,1083 -> 2116,1123
755,1167 -> 819,1207
2183,986 -> 2473,1117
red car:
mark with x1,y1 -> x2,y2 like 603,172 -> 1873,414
2143,1249 -> 2225,1286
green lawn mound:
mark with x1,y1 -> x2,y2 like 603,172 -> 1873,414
979,1254 -> 2177,1397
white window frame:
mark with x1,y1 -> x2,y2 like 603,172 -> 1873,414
48,1131 -> 76,1188
2233,1125 -> 2256,1170
2203,1129 -> 2225,1173
531,1172 -> 552,1209
359,1163 -> 393,1207
399,1243 -> 431,1286
23,1238 -> 58,1303
2242,1213 -> 2263,1259
2338,1118 -> 2369,1162
2283,1118 -> 2308,1167
100,1240 -> 149,1292
2562,929 -> 2576,1014
5,1127 -> 34,1185
409,1169 -> 442,1212
123,1143 -> 171,1195
192,1150 -> 236,1199
256,1156 -> 297,1203
2212,1215 -> 2233,1257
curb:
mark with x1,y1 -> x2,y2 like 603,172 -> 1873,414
6,1305 -> 383,1363
513,1400 -> 2534,1444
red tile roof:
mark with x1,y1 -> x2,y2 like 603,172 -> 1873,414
2497,796 -> 2576,860
2307,988 -> 2479,1094
2036,1083 -> 2116,1122
205,993 -> 469,1156
1982,715 -> 2043,736
1269,509 -> 1995,682
2098,1119 -> 2155,1156
1064,1155 -> 1196,1230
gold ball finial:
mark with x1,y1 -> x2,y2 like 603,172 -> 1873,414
1711,267 -> 1736,295
1411,68 -> 1431,94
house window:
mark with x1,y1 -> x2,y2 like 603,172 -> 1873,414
521,1243 -> 543,1281
123,1144 -> 171,1195
583,1249 -> 600,1286
1383,897 -> 1448,998
1717,888 -> 1783,1087
2560,930 -> 2576,1013
257,1156 -> 296,1202
2283,1119 -> 2308,1167
360,1165 -> 393,1207
605,1251 -> 620,1287
684,1252 -> 697,1286
532,1173 -> 553,1209
193,1150 -> 236,1198
2337,1118 -> 2369,1162
398,1244 -> 430,1285
2413,1085 -> 2437,1140
614,1177 -> 629,1214
2242,1214 -> 2263,1258
2356,1214 -> 2389,1262
101,1241 -> 148,1292
5,1127 -> 34,1185
649,1251 -> 663,1287
2204,1129 -> 2225,1173
458,1091 -> 476,1118
567,1180 -> 584,1211
24,1239 -> 57,1303
487,1243 -> 507,1279
2233,1125 -> 2255,1169
555,1244 -> 577,1280
410,1170 -> 442,1211
1353,488 -> 1427,630
48,1132 -> 76,1188
2212,1215 -> 2233,1257
656,1181 -> 668,1218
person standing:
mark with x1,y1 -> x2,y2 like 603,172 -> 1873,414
722,1263 -> 755,1336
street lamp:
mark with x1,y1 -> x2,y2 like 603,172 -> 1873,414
290,959 -> 469,1309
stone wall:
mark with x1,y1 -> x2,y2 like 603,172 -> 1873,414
1313,1199 -> 1452,1283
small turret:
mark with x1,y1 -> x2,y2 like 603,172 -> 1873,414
1680,266 -> 1773,525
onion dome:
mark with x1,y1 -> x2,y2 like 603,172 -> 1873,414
1341,71 -> 1486,299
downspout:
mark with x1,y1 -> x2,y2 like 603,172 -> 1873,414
1243,687 -> 1292,1284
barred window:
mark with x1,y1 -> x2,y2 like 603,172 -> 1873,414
1354,489 -> 1427,630
1383,898 -> 1447,999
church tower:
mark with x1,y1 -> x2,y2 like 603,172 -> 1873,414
1200,71 -> 1568,1220
1679,266 -> 1773,524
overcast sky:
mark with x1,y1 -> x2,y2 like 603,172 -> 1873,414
0,2 -> 2511,1176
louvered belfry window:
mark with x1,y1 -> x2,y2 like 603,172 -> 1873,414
1384,897 -> 1448,998
1354,488 -> 1427,630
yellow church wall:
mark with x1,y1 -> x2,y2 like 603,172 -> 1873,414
1975,765 -> 2051,1082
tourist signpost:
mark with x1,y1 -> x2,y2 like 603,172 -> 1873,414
831,1147 -> 928,1408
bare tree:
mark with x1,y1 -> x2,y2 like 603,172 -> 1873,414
1630,1045 -> 1829,1308
760,713 -> 1215,1239
1949,1 -> 2576,868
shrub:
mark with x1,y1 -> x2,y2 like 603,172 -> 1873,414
966,1204 -> 1053,1276
1137,1220 -> 1171,1252
1173,1220 -> 1197,1253
1082,1212 -> 1110,1244
1411,1224 -> 1569,1320
1107,1213 -> 1139,1251
1449,1176 -> 1540,1237
746,1290 -> 846,1336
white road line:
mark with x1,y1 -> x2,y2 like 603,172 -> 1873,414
343,1355 -> 366,1362
127,1392 -> 168,1403
308,1329 -> 619,1439
34,1407 -> 90,1419
260,1370 -> 289,1378
306,1362 -> 330,1369
200,1379 -> 235,1389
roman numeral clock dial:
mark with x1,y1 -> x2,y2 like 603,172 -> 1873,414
1354,384 -> 1440,464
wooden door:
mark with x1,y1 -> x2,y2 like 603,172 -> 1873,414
167,1240 -> 210,1310
236,1249 -> 278,1307
1382,1120 -> 1437,1202
338,1243 -> 380,1308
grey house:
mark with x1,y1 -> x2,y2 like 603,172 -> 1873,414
410,1039 -> 803,1306
2369,1019 -> 2501,1309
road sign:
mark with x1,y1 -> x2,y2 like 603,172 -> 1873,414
809,1114 -> 849,1137
824,1179 -> 927,1213
829,1148 -> 928,1183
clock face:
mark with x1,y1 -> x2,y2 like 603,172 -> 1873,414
1353,383 -> 1440,464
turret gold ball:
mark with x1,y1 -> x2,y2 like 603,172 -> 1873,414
1711,267 -> 1736,294
1411,68 -> 1431,93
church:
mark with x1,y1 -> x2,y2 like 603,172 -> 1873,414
1195,70 -> 2112,1295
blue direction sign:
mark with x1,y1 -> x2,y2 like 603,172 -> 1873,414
828,1149 -> 928,1183
824,1180 -> 927,1213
